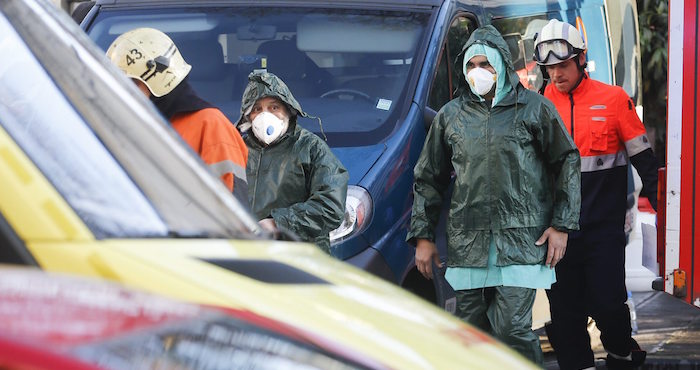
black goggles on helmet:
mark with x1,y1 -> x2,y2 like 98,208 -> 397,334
534,40 -> 581,64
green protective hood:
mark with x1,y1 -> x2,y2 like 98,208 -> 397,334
237,71 -> 307,126
462,43 -> 512,106
456,25 -> 521,100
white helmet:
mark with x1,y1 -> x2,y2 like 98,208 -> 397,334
534,19 -> 586,66
106,28 -> 191,97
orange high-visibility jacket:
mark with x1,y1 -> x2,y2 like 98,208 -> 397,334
171,107 -> 249,202
544,75 -> 657,231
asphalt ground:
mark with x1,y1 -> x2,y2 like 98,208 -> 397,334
542,291 -> 700,369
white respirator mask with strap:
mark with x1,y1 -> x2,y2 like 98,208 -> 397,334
251,111 -> 289,145
466,67 -> 497,96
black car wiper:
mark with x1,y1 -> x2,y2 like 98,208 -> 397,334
165,229 -> 224,239
165,228 -> 264,240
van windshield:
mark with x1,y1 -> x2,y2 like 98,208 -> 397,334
88,7 -> 431,147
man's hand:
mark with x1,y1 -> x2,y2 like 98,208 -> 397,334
416,238 -> 441,279
535,227 -> 568,268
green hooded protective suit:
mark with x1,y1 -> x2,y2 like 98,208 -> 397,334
407,25 -> 580,267
238,72 -> 348,253
407,25 -> 581,364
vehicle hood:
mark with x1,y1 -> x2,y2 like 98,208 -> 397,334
330,144 -> 385,185
76,238 -> 536,369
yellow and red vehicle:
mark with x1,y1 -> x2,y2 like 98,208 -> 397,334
0,267 -> 385,370
0,0 -> 538,368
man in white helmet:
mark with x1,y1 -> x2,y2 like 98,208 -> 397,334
535,19 -> 657,370
106,28 -> 249,206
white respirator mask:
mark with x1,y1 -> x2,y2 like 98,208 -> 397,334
466,67 -> 497,96
251,111 -> 289,145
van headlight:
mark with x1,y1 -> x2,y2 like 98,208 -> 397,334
330,185 -> 372,245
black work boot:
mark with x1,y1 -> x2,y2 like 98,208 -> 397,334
605,339 -> 646,369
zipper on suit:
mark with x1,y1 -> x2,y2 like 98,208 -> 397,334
568,93 -> 575,140
251,148 -> 264,211
486,103 -> 493,229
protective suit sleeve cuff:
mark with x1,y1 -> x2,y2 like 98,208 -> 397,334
552,225 -> 576,233
405,232 -> 434,246
270,210 -> 292,234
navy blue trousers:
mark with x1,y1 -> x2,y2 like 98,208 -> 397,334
546,227 -> 632,370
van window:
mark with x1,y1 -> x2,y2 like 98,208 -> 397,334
492,15 -> 549,92
429,47 -> 451,110
428,16 -> 475,111
88,7 -> 432,147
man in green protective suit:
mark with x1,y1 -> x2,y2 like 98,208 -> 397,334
407,25 -> 581,364
237,71 -> 348,253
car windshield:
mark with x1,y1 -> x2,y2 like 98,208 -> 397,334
87,7 -> 431,147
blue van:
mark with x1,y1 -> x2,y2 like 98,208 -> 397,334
80,0 -> 624,297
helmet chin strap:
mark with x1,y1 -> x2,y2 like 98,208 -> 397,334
568,54 -> 587,93
567,72 -> 586,94
538,65 -> 550,95
573,53 -> 587,73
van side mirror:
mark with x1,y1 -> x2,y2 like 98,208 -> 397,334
424,106 -> 437,130
503,33 -> 526,71
71,1 -> 95,24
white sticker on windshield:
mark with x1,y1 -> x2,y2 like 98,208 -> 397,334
376,99 -> 392,111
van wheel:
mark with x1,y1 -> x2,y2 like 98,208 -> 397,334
401,267 -> 436,304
